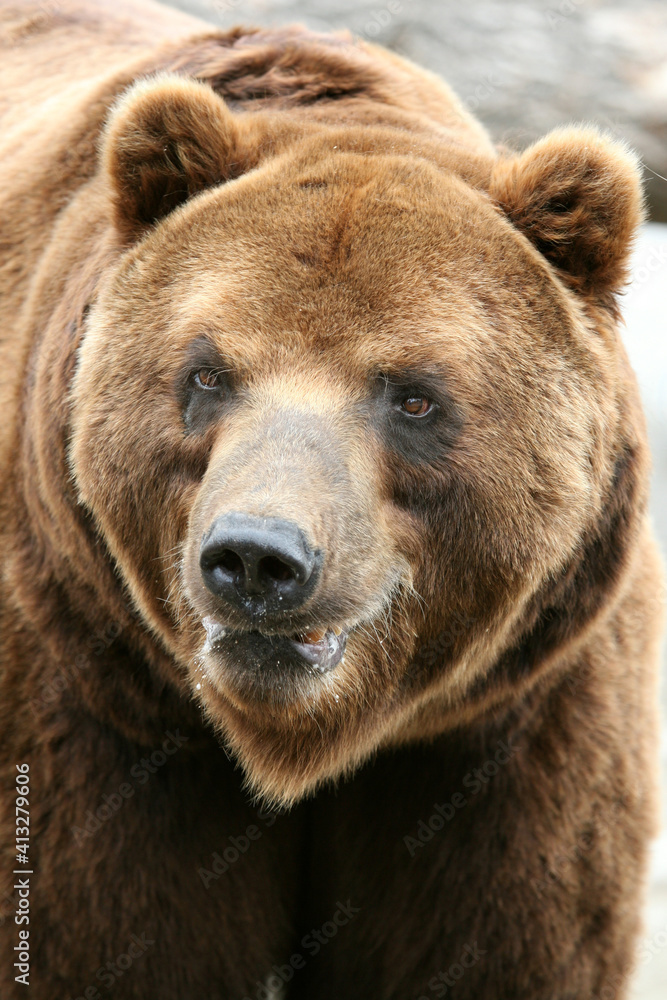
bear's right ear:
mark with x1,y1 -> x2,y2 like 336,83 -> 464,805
102,75 -> 240,244
489,127 -> 644,310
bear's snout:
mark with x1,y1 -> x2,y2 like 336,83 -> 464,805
199,511 -> 321,615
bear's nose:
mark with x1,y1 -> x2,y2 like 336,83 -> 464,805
199,512 -> 320,611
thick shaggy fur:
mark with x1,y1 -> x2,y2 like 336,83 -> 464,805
0,2 -> 663,998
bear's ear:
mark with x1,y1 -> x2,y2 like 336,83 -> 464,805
489,127 -> 644,307
102,74 -> 240,244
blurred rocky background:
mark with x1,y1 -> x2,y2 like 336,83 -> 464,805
162,1 -> 667,994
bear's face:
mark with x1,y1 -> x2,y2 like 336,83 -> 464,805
69,77 -> 644,803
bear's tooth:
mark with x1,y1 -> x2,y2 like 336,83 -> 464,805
303,627 -> 327,644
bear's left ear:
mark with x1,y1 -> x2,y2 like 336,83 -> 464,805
489,127 -> 644,308
102,74 -> 240,244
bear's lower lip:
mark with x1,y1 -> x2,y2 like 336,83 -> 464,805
201,618 -> 348,676
288,628 -> 347,670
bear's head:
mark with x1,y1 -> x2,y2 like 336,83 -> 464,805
68,74 -> 647,804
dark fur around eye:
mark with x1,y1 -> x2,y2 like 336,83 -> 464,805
177,337 -> 232,434
371,371 -> 462,465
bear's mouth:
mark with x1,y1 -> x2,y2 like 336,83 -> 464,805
288,626 -> 347,670
200,617 -> 348,680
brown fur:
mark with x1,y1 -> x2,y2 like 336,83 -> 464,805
0,2 -> 663,998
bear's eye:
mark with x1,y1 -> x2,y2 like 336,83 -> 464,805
194,368 -> 222,390
401,396 -> 432,417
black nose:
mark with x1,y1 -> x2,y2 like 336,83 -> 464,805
199,512 -> 320,611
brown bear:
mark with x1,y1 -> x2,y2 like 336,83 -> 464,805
0,1 -> 663,998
